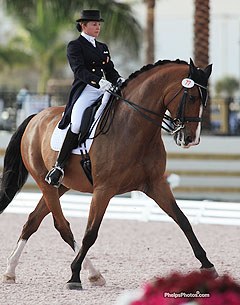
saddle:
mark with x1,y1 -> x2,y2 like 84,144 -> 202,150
78,96 -> 102,185
79,85 -> 121,185
78,98 -> 102,145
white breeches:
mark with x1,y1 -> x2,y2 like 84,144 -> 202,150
70,85 -> 111,134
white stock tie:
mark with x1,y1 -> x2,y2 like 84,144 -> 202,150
89,37 -> 96,47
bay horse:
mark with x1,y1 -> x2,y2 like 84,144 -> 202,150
0,59 -> 217,290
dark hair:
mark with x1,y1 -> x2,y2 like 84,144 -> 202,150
76,21 -> 89,32
76,23 -> 82,32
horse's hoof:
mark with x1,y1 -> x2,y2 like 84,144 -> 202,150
2,274 -> 16,284
65,282 -> 83,290
200,266 -> 219,278
88,272 -> 106,286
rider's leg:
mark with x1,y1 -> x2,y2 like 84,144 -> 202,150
45,127 -> 79,187
70,85 -> 103,133
45,85 -> 103,187
94,91 -> 111,120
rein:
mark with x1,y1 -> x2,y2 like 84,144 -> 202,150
88,70 -> 209,139
109,90 -> 164,128
108,89 -> 176,133
106,78 -> 207,134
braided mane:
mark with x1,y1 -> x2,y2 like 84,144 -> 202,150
122,59 -> 188,88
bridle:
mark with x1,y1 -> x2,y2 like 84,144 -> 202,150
107,76 -> 208,135
163,77 -> 208,134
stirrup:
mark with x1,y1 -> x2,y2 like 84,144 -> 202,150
45,166 -> 64,188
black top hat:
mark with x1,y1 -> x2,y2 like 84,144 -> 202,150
76,10 -> 104,22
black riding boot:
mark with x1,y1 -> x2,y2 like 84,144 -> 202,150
45,128 -> 79,187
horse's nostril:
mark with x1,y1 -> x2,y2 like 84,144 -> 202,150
185,136 -> 192,145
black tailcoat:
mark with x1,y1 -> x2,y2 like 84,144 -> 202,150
59,35 -> 120,129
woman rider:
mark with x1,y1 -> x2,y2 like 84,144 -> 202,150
45,10 -> 124,187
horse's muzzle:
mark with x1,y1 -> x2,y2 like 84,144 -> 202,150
174,130 -> 200,148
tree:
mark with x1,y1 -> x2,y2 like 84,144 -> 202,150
144,0 -> 155,64
215,76 -> 239,98
193,0 -> 210,68
1,0 -> 141,92
193,0 -> 211,131
0,46 -> 32,69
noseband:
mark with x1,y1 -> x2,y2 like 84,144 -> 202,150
163,78 -> 208,134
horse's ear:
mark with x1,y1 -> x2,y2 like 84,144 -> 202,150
189,58 -> 195,67
204,64 -> 212,79
189,58 -> 196,75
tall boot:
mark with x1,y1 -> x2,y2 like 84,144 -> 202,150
45,128 -> 79,188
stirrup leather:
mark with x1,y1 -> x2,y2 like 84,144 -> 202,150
45,166 -> 64,188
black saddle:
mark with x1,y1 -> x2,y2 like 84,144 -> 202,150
77,95 -> 103,186
78,86 -> 120,185
78,96 -> 102,145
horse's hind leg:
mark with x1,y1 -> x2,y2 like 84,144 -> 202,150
3,186 -> 104,285
3,195 -> 49,283
3,186 -> 70,283
41,185 -> 105,286
145,179 -> 218,276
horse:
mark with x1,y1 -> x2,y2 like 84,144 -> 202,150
0,58 -> 217,290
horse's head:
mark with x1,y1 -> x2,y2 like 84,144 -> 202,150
165,58 -> 212,148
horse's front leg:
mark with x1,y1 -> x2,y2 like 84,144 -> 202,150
74,243 -> 106,286
145,177 -> 218,276
66,190 -> 111,290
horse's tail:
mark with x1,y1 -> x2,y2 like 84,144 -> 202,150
0,114 -> 36,214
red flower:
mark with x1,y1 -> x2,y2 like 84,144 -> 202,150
129,271 -> 240,305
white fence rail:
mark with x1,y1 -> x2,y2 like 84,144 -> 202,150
5,192 -> 240,226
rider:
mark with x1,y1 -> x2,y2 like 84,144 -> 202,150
45,9 -> 124,187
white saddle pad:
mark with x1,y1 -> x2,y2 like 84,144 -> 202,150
50,122 -> 97,155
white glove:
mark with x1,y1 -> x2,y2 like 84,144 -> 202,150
99,79 -> 112,91
117,77 -> 125,85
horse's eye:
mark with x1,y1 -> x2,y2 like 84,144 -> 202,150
189,95 -> 196,102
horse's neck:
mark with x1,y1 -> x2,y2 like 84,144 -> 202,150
111,80 -> 165,143
122,72 -> 166,120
